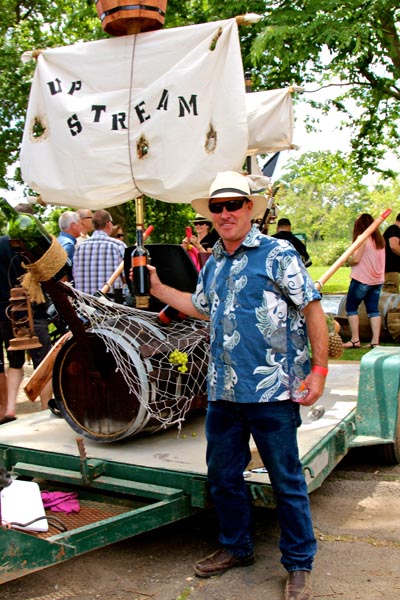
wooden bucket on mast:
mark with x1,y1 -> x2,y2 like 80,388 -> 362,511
95,0 -> 168,36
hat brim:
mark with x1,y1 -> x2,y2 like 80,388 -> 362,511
192,215 -> 211,224
191,194 -> 267,221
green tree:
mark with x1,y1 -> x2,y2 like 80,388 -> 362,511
274,150 -> 400,264
2,0 -> 399,243
251,1 -> 400,177
111,198 -> 196,246
276,150 -> 369,240
364,179 -> 400,219
0,0 -> 105,191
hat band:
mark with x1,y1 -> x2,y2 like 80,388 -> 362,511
210,187 -> 249,199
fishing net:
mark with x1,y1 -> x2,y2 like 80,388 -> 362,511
66,286 -> 210,435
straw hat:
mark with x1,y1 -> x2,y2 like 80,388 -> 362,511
192,213 -> 212,226
191,171 -> 267,220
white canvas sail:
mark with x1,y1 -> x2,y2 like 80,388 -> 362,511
246,88 -> 297,155
20,18 -> 296,209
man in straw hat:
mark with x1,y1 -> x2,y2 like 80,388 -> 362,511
146,171 -> 328,600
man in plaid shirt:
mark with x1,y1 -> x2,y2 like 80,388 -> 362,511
73,210 -> 125,299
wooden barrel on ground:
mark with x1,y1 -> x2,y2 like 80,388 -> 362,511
52,316 -> 208,442
336,292 -> 400,343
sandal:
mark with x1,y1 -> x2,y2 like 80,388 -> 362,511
0,415 -> 17,425
342,340 -> 361,349
48,398 -> 62,418
362,343 -> 379,349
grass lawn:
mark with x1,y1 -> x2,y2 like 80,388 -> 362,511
308,266 -> 350,294
334,346 -> 372,361
307,265 -> 397,361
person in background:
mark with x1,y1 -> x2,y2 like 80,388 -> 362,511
145,171 -> 328,600
109,224 -> 130,301
76,208 -> 94,245
382,212 -> 400,294
343,213 -> 385,349
57,211 -> 82,262
110,223 -> 127,246
184,213 -> 220,253
73,209 -> 125,300
0,328 -> 9,421
0,206 -> 54,423
273,218 -> 312,267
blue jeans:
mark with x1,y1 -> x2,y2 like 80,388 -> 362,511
205,400 -> 316,572
345,278 -> 382,317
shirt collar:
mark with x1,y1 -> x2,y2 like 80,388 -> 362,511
92,229 -> 109,238
60,232 -> 77,244
212,224 -> 263,259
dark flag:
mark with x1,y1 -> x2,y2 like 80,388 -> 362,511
262,152 -> 280,178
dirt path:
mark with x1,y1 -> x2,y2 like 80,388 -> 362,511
2,467 -> 400,600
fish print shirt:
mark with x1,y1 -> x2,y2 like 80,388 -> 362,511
192,225 -> 321,403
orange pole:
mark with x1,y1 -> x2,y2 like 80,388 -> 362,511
314,208 -> 392,291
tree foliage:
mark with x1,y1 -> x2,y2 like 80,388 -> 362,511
251,1 -> 400,177
276,151 -> 368,241
274,150 -> 399,264
0,1 -> 107,190
0,1 -> 399,245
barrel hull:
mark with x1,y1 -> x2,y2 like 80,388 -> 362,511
53,322 -> 208,442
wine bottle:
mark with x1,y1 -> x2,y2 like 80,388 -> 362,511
0,197 -> 70,279
157,305 -> 187,326
131,225 -> 150,308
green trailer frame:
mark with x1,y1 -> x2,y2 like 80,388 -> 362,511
1,348 -> 400,584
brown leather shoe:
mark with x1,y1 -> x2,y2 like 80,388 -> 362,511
284,570 -> 313,600
193,548 -> 255,578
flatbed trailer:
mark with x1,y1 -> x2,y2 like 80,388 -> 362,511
1,348 -> 400,584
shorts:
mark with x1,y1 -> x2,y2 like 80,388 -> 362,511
0,318 -> 52,373
345,278 -> 382,318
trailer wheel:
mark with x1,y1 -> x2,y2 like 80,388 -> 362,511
377,415 -> 400,465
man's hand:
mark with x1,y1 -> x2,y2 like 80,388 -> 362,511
147,263 -> 163,296
296,371 -> 327,407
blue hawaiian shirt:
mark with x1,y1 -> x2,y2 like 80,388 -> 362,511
192,225 -> 321,403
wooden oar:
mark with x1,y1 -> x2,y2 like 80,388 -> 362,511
24,331 -> 72,402
314,209 -> 391,291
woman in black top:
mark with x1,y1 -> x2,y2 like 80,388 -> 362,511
190,214 -> 220,252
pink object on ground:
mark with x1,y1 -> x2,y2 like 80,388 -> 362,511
41,491 -> 80,513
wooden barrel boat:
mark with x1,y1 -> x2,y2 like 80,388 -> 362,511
52,316 -> 209,442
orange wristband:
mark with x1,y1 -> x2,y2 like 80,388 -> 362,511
312,365 -> 328,376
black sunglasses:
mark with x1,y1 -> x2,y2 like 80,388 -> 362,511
116,233 -> 124,238
208,198 -> 248,214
